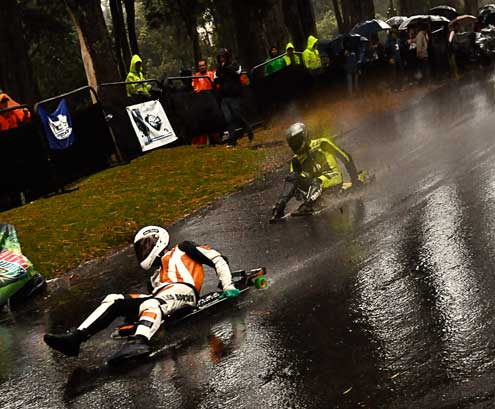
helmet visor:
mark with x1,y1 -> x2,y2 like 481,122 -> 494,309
134,236 -> 158,264
287,131 -> 305,153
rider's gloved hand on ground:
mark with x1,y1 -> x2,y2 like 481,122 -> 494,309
307,178 -> 323,202
221,288 -> 240,299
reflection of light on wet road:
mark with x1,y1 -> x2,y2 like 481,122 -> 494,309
420,185 -> 486,378
144,311 -> 310,408
353,220 -> 425,375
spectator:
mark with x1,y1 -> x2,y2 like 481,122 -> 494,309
0,92 -> 31,132
406,28 -> 417,84
415,25 -> 430,83
385,28 -> 404,91
214,48 -> 254,147
264,46 -> 286,77
192,59 -> 215,93
342,38 -> 360,96
302,35 -> 322,70
125,54 -> 151,97
283,42 -> 301,66
448,23 -> 461,79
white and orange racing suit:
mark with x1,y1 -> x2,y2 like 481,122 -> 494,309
76,241 -> 236,341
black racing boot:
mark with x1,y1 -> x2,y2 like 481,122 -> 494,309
107,335 -> 151,366
44,329 -> 88,357
292,201 -> 315,216
269,202 -> 286,223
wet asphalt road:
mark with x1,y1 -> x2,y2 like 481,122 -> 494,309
3,73 -> 495,408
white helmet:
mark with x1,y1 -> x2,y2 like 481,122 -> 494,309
133,226 -> 169,270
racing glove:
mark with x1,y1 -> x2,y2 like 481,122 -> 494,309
306,178 -> 323,202
220,288 -> 240,299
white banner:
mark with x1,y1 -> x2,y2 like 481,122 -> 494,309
126,100 -> 178,152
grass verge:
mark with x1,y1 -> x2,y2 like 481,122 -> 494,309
1,140 -> 288,278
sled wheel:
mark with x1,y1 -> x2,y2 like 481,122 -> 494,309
254,276 -> 268,289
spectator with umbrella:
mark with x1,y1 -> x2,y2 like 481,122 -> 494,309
429,5 -> 458,21
479,4 -> 495,27
351,19 -> 391,40
386,16 -> 408,29
385,27 -> 404,90
415,23 -> 431,83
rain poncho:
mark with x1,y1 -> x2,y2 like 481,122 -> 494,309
0,93 -> 31,131
283,42 -> 302,66
125,55 -> 151,97
302,35 -> 322,69
264,53 -> 286,77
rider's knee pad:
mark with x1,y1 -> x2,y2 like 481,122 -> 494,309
139,298 -> 161,313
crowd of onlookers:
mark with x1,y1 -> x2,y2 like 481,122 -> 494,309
4,11 -> 495,144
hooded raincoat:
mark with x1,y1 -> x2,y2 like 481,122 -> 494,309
125,55 -> 151,97
302,35 -> 322,69
283,42 -> 301,66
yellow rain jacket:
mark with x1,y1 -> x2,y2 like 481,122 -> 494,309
283,42 -> 301,66
290,137 -> 357,189
125,55 -> 151,97
302,35 -> 322,70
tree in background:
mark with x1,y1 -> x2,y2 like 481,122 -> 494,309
65,0 -> 122,93
0,0 -> 38,104
106,0 -> 140,79
464,0 -> 480,15
330,0 -> 376,33
211,0 -> 317,67
109,0 -> 131,77
142,0 -> 317,71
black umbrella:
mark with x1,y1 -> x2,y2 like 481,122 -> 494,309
386,16 -> 408,28
326,34 -> 368,58
429,5 -> 458,21
479,4 -> 495,17
351,19 -> 391,39
399,15 -> 450,30
479,4 -> 495,25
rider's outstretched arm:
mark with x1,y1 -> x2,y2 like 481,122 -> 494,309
322,139 -> 359,183
178,241 -> 235,291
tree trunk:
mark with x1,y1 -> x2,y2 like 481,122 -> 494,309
123,0 -> 139,55
0,0 -> 38,104
65,0 -> 122,98
282,0 -> 306,50
344,0 -> 376,29
399,0 -> 427,15
463,0 -> 478,15
212,0 -> 316,67
332,0 -> 345,34
297,0 -> 318,38
109,0 -> 130,78
341,0 -> 352,33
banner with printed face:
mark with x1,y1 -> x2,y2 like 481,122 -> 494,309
38,99 -> 76,150
126,100 -> 177,152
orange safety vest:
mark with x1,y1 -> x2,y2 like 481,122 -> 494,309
0,93 -> 31,131
192,70 -> 215,93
